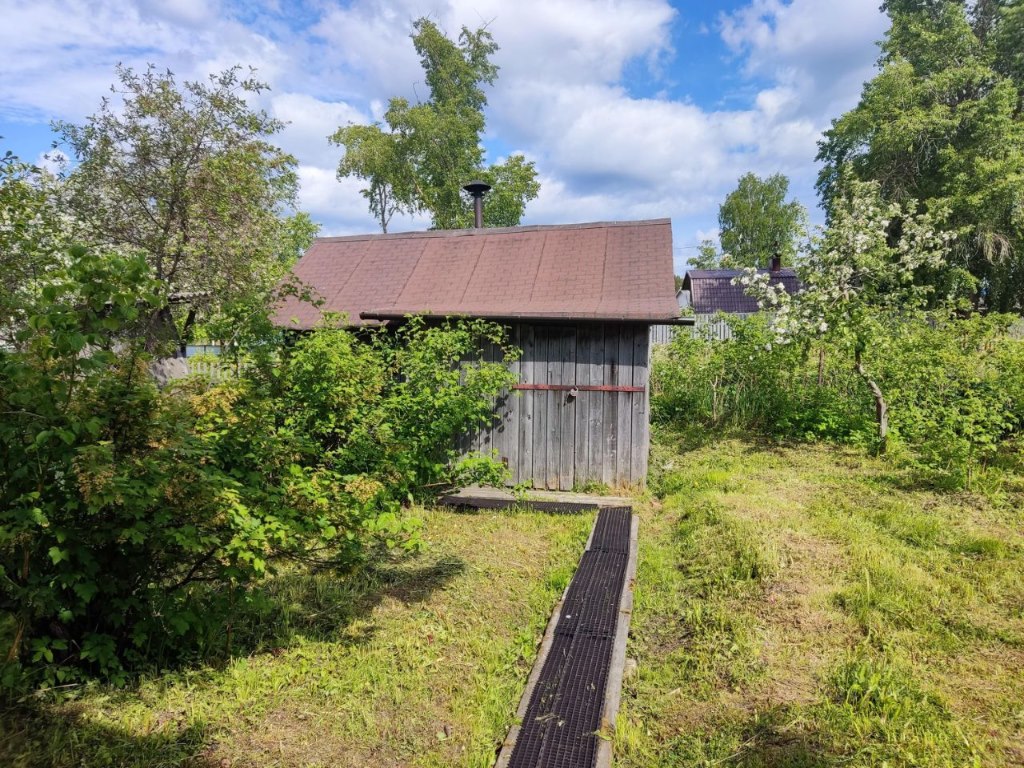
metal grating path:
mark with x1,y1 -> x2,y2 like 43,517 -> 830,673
588,506 -> 632,553
506,506 -> 633,768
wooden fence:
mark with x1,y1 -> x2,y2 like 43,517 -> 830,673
650,313 -> 755,345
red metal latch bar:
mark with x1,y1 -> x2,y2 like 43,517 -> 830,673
512,384 -> 645,393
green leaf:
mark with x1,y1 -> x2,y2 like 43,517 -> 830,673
73,581 -> 99,603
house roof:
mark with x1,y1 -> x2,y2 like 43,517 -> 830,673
273,219 -> 680,329
682,268 -> 801,314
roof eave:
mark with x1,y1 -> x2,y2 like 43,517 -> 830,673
359,310 -> 693,325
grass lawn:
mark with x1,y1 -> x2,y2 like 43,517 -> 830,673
616,433 -> 1024,767
0,507 -> 592,768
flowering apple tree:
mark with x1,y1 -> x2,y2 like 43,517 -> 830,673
736,179 -> 952,450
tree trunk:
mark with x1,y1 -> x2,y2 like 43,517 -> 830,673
180,307 -> 197,358
854,349 -> 888,452
6,545 -> 31,662
817,347 -> 826,387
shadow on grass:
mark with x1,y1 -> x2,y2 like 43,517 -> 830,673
225,553 -> 466,652
0,552 -> 466,767
0,702 -> 215,768
732,708 -> 832,768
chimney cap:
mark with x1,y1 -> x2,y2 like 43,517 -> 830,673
463,180 -> 491,197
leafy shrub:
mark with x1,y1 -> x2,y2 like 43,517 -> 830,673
652,311 -> 1024,487
0,249 -> 518,686
877,313 -> 1024,486
652,314 -> 871,441
283,316 -> 519,502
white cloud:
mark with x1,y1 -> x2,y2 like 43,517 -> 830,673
720,0 -> 888,120
0,0 -> 888,251
35,149 -> 67,175
271,93 -> 367,167
0,0 -> 291,122
136,0 -> 218,27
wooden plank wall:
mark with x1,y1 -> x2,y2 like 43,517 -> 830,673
463,322 -> 651,491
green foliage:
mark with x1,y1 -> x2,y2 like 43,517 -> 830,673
330,18 -> 540,231
652,311 -> 1024,487
875,312 -> 1024,485
741,178 -> 954,449
718,172 -> 807,268
0,249 -> 518,686
0,147 -> 66,336
279,316 -> 520,502
652,314 -> 872,441
688,238 -> 723,269
818,0 -> 1024,310
55,64 -> 312,351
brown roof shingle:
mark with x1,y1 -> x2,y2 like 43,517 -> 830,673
274,219 -> 679,329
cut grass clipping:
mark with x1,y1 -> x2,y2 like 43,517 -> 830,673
0,507 -> 592,768
617,434 -> 1024,767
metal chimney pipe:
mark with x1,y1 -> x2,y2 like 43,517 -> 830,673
770,239 -> 782,271
462,180 -> 491,228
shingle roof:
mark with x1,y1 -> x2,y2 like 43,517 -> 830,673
273,219 -> 679,329
682,268 -> 801,314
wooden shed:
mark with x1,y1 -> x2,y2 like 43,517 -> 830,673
273,219 -> 682,490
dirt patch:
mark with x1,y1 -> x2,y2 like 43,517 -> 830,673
218,700 -> 433,768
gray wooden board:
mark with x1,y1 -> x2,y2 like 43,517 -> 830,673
458,321 -> 652,491
573,324 -> 593,485
560,328 -> 576,490
546,328 -> 559,489
631,328 -> 650,484
505,325 -> 521,481
601,326 -> 618,486
519,324 -> 535,486
587,324 -> 605,484
616,328 -> 634,485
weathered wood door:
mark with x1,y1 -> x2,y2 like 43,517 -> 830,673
464,322 -> 651,491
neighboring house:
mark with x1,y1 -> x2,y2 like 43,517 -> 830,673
273,219 -> 685,490
651,259 -> 801,343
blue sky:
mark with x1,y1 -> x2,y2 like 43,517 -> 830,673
0,0 -> 890,273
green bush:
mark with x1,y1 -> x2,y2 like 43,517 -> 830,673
652,314 -> 871,441
652,312 -> 1024,486
282,316 -> 519,502
877,313 -> 1024,485
0,249 -> 518,687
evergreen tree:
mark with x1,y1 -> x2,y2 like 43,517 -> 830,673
817,0 -> 1024,310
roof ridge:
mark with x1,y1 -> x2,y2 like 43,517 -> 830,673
314,218 -> 671,244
